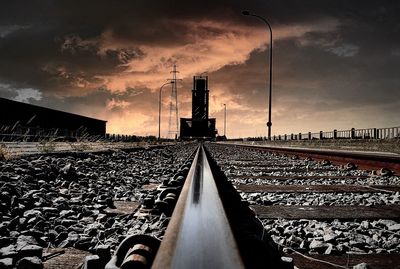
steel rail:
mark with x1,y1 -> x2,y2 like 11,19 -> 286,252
151,145 -> 245,269
221,143 -> 400,174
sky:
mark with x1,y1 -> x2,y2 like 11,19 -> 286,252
0,0 -> 399,138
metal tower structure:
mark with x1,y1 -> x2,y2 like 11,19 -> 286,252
168,64 -> 179,139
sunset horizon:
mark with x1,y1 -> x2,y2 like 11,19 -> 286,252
1,1 -> 399,138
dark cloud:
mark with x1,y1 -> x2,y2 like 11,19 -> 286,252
0,0 -> 399,136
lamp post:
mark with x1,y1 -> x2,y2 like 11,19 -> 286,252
223,104 -> 226,137
242,10 -> 273,140
159,81 -> 174,140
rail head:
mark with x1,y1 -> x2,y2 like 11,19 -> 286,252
151,145 -> 244,269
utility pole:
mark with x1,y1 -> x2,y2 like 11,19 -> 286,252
223,104 -> 226,137
168,64 -> 179,139
242,11 -> 273,140
158,81 -> 174,140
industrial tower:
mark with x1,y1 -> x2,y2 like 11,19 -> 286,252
167,64 -> 179,139
180,75 -> 216,139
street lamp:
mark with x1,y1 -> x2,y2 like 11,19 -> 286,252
242,10 -> 273,140
159,81 -> 174,140
223,104 -> 226,137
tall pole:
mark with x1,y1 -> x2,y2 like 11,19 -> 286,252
223,104 -> 226,137
168,65 -> 179,139
159,81 -> 174,140
242,10 -> 273,140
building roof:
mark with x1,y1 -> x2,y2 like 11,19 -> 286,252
0,97 -> 107,122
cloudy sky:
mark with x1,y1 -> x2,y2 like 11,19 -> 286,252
0,0 -> 399,137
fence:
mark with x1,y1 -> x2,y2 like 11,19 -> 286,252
0,125 -> 82,141
272,126 -> 400,141
104,134 -> 159,142
0,124 -> 147,142
3,124 -> 400,142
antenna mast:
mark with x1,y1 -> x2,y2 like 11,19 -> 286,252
168,64 -> 179,139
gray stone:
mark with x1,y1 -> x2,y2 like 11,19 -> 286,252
83,255 -> 100,269
360,220 -> 370,229
309,240 -> 327,250
388,224 -> 400,231
323,233 -> 338,243
41,207 -> 58,214
0,245 -> 17,259
74,238 -> 92,251
59,210 -> 74,218
324,243 -> 336,255
16,256 -> 43,269
382,239 -> 398,249
67,232 -> 79,243
353,263 -> 369,269
378,220 -> 397,228
287,235 -> 302,245
53,197 -> 67,204
299,240 -> 309,249
281,256 -> 293,263
61,219 -> 77,227
0,258 -> 12,269
18,245 -> 43,259
22,210 -> 42,219
95,245 -> 111,261
349,240 -> 366,249
60,163 -> 73,174
16,236 -> 38,251
57,240 -> 70,248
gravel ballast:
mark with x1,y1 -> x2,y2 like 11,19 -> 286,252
0,143 -> 197,267
206,143 -> 400,255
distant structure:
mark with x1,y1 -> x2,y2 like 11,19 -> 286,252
168,64 -> 179,139
180,75 -> 216,139
0,97 -> 106,140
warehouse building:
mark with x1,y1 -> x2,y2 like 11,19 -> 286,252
0,97 -> 106,140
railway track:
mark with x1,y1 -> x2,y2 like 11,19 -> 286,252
104,143 -> 400,268
152,145 -> 245,269
1,142 -> 399,268
206,143 -> 400,269
105,144 -> 291,269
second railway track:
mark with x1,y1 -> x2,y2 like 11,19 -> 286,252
206,143 -> 400,269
